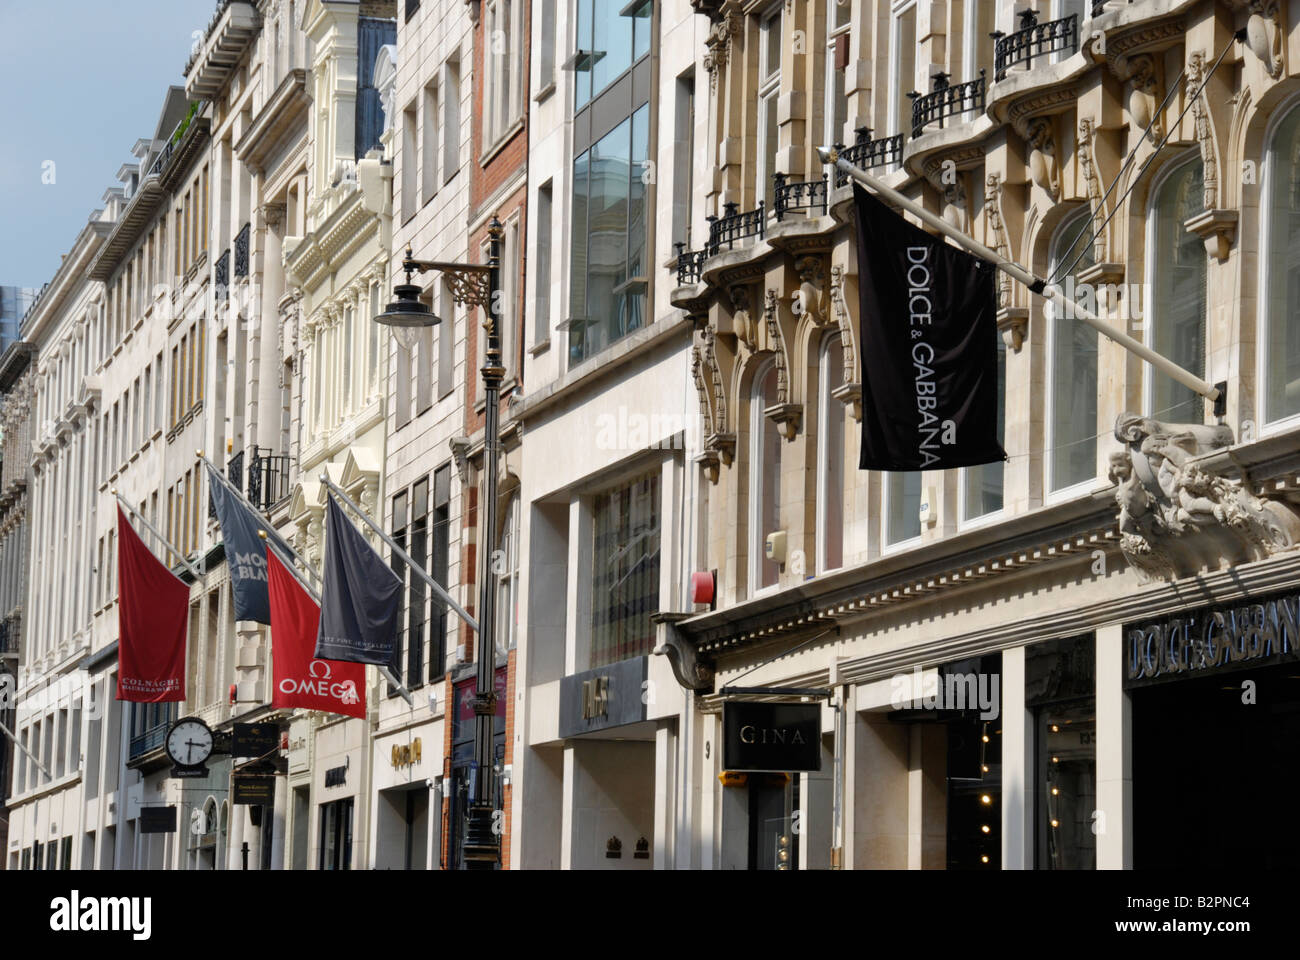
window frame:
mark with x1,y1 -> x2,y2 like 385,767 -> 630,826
756,4 -> 783,212
1045,207 -> 1101,503
748,359 -> 782,596
888,0 -> 918,141
1257,94 -> 1300,435
882,471 -> 923,552
816,334 -> 846,575
957,338 -> 1007,528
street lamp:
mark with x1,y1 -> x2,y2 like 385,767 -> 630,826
375,217 -> 505,869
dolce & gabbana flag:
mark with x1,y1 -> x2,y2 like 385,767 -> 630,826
315,494 -> 403,665
115,507 -> 187,702
266,547 -> 366,720
853,183 -> 1007,471
206,462 -> 294,624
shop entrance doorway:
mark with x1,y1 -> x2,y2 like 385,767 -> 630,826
1133,665 -> 1300,867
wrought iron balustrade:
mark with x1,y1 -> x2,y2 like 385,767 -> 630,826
773,173 -> 828,221
214,249 -> 230,300
834,128 -> 906,187
247,446 -> 291,512
674,244 -> 709,285
234,222 -> 251,278
707,201 -> 766,254
993,11 -> 1080,81
909,71 -> 986,139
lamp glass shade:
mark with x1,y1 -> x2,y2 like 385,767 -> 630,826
375,282 -> 438,349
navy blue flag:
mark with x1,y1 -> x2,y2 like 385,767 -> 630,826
206,463 -> 295,624
315,495 -> 402,665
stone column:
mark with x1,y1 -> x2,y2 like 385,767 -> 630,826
1001,645 -> 1034,869
271,772 -> 287,870
1095,623 -> 1132,868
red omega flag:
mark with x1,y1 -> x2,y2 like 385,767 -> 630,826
116,506 -> 188,702
266,547 -> 366,720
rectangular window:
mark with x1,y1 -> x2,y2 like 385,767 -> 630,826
757,5 -> 783,210
429,465 -> 450,682
569,104 -> 650,366
825,3 -> 850,145
421,82 -> 438,205
485,0 -> 522,145
402,103 -> 419,222
443,58 -> 461,183
534,182 -> 552,345
502,216 -> 519,379
438,279 -> 455,399
889,2 -> 918,138
886,472 -> 922,545
407,477 -> 428,689
318,797 -> 354,870
538,0 -> 556,90
819,338 -> 846,572
389,490 -> 408,695
672,73 -> 695,249
416,325 -> 433,414
590,469 -> 660,668
961,340 -> 1006,521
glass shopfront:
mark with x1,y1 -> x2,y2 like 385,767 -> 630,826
1027,634 -> 1096,870
445,668 -> 508,870
943,654 -> 1003,870
1126,592 -> 1300,868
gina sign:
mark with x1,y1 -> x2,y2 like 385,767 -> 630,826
1126,592 -> 1300,686
723,702 -> 821,772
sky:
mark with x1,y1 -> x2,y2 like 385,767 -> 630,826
0,0 -> 218,290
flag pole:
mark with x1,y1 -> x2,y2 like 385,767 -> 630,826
198,450 -> 321,587
112,490 -> 202,579
258,531 -> 414,708
819,146 -> 1227,417
318,474 -> 480,634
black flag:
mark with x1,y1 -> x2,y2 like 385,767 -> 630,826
853,183 -> 1006,471
315,495 -> 402,665
207,463 -> 295,624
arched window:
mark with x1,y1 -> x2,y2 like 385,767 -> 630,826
1261,103 -> 1300,425
1047,208 -> 1099,495
1147,155 -> 1206,423
750,361 -> 782,592
818,336 -> 846,572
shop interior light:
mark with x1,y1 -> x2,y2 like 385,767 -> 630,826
980,794 -> 992,805
1051,819 -> 1060,828
981,825 -> 990,834
981,855 -> 990,864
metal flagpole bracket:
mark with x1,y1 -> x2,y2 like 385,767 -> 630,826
819,146 -> 1225,411
318,474 -> 480,634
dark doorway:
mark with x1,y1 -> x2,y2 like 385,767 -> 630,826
747,774 -> 800,870
1133,665 -> 1300,868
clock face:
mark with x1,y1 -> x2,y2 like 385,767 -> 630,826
166,718 -> 214,768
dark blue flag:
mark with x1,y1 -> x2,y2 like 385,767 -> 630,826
206,463 -> 294,624
315,495 -> 402,665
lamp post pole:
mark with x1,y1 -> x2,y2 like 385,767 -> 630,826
374,217 -> 507,868
464,216 -> 505,869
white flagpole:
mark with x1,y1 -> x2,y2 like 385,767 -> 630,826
820,146 -> 1226,414
259,531 -> 414,708
319,474 -> 480,634
112,490 -> 203,579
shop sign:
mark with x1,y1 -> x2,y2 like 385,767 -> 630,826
232,774 -> 276,805
391,738 -> 422,768
722,702 -> 821,773
139,806 -> 177,834
1125,592 -> 1300,687
559,657 -> 648,738
232,723 -> 279,757
324,765 -> 347,787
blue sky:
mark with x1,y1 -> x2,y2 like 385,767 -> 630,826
0,0 -> 217,289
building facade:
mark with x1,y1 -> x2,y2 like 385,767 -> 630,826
656,0 -> 1300,870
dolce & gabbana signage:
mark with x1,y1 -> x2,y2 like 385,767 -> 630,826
1125,589 -> 1300,688
722,701 -> 822,773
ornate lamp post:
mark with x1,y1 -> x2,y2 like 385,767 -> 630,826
375,217 -> 505,869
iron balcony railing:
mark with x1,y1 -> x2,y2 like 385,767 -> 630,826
772,173 -> 828,221
993,10 -> 1080,81
909,71 -> 986,139
674,244 -> 709,285
834,127 -> 906,187
234,222 -> 251,278
247,446 -> 291,512
214,248 -> 230,300
707,201 -> 766,253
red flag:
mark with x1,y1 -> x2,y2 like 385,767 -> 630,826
116,507 -> 188,702
267,548 -> 366,719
